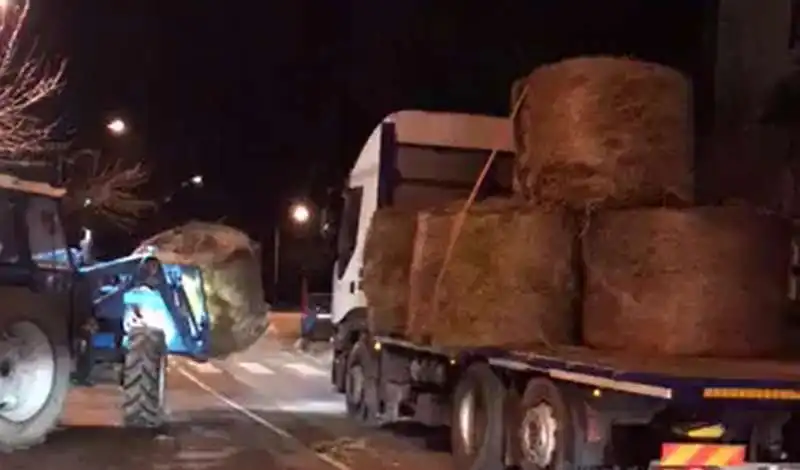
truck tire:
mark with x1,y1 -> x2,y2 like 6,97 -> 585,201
0,313 -> 71,451
344,339 -> 379,426
516,378 -> 604,469
122,327 -> 167,429
450,363 -> 506,470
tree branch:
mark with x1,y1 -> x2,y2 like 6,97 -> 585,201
63,150 -> 156,229
0,0 -> 65,155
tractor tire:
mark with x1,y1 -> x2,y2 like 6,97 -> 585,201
0,300 -> 72,452
122,327 -> 167,428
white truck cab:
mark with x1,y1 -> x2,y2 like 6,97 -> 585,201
329,109 -> 514,390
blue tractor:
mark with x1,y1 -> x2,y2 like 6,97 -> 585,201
0,160 -> 210,451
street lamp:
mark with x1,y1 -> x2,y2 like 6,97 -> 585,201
273,202 -> 313,303
106,118 -> 127,136
290,203 -> 310,224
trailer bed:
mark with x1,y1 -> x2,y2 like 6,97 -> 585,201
375,336 -> 800,402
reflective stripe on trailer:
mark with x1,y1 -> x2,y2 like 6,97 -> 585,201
659,443 -> 745,467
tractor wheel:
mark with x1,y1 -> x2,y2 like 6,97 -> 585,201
0,306 -> 71,451
122,327 -> 167,428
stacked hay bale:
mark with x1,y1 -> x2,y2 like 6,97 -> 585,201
362,56 -> 791,358
405,199 -> 579,348
136,222 -> 268,358
511,56 -> 791,358
582,207 -> 790,357
362,209 -> 418,336
513,57 -> 694,209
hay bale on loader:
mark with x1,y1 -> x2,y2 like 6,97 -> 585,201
362,208 -> 418,336
513,56 -> 694,209
136,222 -> 268,358
582,206 -> 791,358
406,198 -> 579,348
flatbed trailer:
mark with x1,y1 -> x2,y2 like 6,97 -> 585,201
332,332 -> 800,469
326,110 -> 800,468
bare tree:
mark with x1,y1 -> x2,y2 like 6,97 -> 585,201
0,1 -> 154,228
0,0 -> 64,154
63,149 -> 156,229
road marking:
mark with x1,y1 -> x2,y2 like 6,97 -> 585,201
238,362 -> 274,375
186,361 -> 222,374
178,367 -> 352,470
284,362 -> 327,377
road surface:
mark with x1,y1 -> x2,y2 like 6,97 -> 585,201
5,335 -> 454,470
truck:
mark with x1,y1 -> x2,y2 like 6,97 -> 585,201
0,159 -> 211,451
328,110 -> 800,469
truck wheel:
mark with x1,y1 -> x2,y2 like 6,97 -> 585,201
122,327 -> 167,429
517,378 -> 603,469
0,314 -> 71,451
451,363 -> 506,470
344,340 -> 380,426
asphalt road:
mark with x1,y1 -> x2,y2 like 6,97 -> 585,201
4,336 -> 455,470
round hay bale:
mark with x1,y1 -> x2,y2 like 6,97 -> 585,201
135,222 -> 268,358
362,208 -> 418,336
406,198 -> 580,348
514,56 -> 694,209
583,206 -> 791,358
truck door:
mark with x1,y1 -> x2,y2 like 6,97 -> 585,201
331,186 -> 365,325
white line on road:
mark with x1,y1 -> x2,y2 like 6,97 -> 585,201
178,367 -> 352,470
186,361 -> 223,374
237,362 -> 274,375
283,362 -> 327,377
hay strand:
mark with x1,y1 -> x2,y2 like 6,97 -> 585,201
582,206 -> 791,358
431,85 -> 529,318
513,56 -> 694,209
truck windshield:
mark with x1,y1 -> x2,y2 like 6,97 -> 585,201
26,196 -> 70,270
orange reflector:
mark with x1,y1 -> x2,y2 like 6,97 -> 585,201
660,443 -> 745,466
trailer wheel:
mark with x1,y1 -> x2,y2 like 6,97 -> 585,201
451,363 -> 506,470
518,378 -> 597,470
0,310 -> 71,451
344,340 -> 378,425
122,327 -> 167,429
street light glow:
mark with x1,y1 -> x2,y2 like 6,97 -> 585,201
290,203 -> 310,224
191,174 -> 203,186
107,118 -> 127,135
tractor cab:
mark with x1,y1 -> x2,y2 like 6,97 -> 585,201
0,165 -> 75,291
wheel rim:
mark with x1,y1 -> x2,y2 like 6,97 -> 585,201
458,387 -> 487,455
0,321 -> 56,423
520,402 -> 558,467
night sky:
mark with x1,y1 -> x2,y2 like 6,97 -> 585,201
34,1 -> 713,304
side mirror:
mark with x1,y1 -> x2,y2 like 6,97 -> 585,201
321,187 -> 344,241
